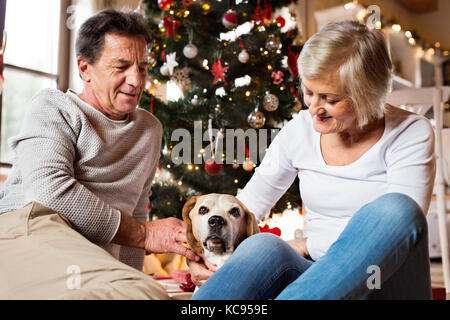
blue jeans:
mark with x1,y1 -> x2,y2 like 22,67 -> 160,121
192,193 -> 432,300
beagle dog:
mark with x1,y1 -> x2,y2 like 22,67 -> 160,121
182,193 -> 259,268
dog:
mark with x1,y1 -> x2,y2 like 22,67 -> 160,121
182,193 -> 259,269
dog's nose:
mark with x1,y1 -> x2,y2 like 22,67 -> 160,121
208,215 -> 227,228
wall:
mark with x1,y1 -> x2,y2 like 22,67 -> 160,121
314,0 -> 450,50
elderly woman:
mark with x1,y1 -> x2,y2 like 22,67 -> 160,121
190,20 -> 435,299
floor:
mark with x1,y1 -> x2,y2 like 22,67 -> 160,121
430,259 -> 450,300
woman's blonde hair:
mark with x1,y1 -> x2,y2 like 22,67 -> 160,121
298,20 -> 393,129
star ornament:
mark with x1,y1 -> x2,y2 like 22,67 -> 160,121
165,52 -> 179,76
210,60 -> 229,85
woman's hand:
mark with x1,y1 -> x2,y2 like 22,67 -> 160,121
187,254 -> 219,287
286,237 -> 310,259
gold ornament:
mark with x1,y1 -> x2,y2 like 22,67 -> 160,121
247,108 -> 266,129
263,93 -> 279,112
242,158 -> 255,171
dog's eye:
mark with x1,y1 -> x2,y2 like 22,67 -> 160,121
198,206 -> 209,215
228,207 -> 240,217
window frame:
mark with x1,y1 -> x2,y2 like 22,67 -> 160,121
0,0 -> 71,168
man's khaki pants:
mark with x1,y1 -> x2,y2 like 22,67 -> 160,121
0,202 -> 169,300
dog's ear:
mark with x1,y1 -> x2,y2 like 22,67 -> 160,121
245,209 -> 260,237
182,196 -> 203,254
236,200 -> 259,237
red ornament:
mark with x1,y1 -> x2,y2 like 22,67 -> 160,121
275,16 -> 286,28
252,1 -> 265,25
271,71 -> 284,85
259,224 -> 281,237
264,1 -> 273,25
162,16 -> 181,38
204,158 -> 223,176
287,45 -> 299,77
222,12 -> 238,29
181,0 -> 194,5
210,59 -> 229,85
158,0 -> 174,10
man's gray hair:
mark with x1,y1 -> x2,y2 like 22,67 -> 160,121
76,9 -> 151,65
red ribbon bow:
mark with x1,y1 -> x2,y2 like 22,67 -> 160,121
259,224 -> 281,237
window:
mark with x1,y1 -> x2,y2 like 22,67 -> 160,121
1,0 -> 70,166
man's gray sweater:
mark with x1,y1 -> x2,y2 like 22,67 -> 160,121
0,89 -> 162,270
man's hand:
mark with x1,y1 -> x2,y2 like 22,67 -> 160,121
286,237 -> 310,259
143,217 -> 200,262
112,213 -> 200,262
187,254 -> 218,287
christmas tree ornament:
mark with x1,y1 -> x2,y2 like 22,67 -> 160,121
171,67 -> 191,88
263,1 -> 273,25
242,158 -> 255,171
237,36 -> 249,63
158,0 -> 174,10
160,64 -> 170,76
252,1 -> 265,25
263,93 -> 279,112
181,0 -> 194,5
210,59 -> 229,85
290,85 -> 302,112
238,50 -> 249,63
275,16 -> 286,28
183,43 -> 198,59
204,158 -> 223,176
148,52 -> 157,68
287,45 -> 300,77
191,95 -> 199,106
266,34 -> 282,52
293,98 -> 303,112
271,71 -> 284,85
222,11 -> 238,29
163,16 -> 181,38
165,52 -> 179,76
204,119 -> 223,176
162,144 -> 171,156
247,108 -> 266,129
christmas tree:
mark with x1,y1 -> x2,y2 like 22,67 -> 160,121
139,0 -> 305,220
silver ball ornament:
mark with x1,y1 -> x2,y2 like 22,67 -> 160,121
238,50 -> 249,63
265,34 -> 282,52
183,43 -> 198,59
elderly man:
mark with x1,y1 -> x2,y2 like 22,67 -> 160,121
0,9 -> 198,299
